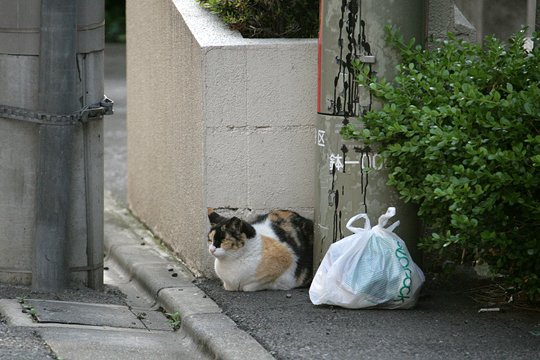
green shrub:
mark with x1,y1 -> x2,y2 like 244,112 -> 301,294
342,28 -> 540,301
197,0 -> 319,38
105,0 -> 126,42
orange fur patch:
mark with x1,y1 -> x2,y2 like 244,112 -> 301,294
256,236 -> 293,283
278,220 -> 296,234
220,238 -> 233,250
220,235 -> 244,251
268,210 -> 293,222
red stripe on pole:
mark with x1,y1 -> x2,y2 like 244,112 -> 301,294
317,0 -> 324,113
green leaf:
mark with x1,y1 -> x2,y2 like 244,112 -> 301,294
531,155 -> 540,166
524,102 -> 534,115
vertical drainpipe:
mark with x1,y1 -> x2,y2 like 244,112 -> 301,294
32,0 -> 78,292
536,0 -> 540,31
527,0 -> 537,35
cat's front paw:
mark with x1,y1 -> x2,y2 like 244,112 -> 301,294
222,282 -> 239,291
242,283 -> 262,292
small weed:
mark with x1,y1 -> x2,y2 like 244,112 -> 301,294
18,299 -> 38,321
45,342 -> 63,360
165,311 -> 181,331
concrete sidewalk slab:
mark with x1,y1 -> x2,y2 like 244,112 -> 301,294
103,257 -> 160,309
28,299 -> 147,329
131,262 -> 195,296
27,299 -> 171,331
182,313 -> 275,360
106,244 -> 172,275
0,298 -> 210,360
38,326 -> 207,360
0,299 -> 35,327
158,287 -> 221,319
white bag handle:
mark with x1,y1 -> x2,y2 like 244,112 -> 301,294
346,213 -> 371,233
346,207 -> 400,234
377,207 -> 400,232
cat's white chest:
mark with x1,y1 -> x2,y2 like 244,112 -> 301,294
214,236 -> 263,291
213,220 -> 298,291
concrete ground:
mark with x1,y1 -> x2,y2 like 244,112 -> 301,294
1,43 -> 539,360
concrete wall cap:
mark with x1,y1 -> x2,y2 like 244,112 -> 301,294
172,0 -> 317,49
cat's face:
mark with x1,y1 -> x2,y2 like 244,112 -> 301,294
207,217 -> 255,258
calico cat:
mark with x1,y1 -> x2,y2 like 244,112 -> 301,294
207,208 -> 314,291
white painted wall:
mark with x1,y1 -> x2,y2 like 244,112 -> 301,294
127,0 -> 317,277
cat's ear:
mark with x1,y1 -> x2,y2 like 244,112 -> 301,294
208,208 -> 228,226
228,217 -> 256,239
227,217 -> 243,230
241,222 -> 256,239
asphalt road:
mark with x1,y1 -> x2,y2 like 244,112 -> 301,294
197,278 -> 540,360
104,43 -> 128,206
0,322 -> 56,360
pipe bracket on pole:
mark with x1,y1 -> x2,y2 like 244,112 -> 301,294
0,95 -> 114,125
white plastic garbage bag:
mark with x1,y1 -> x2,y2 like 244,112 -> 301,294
309,207 -> 425,309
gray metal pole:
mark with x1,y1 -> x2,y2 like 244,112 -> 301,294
537,0 -> 540,31
79,0 -> 106,290
33,0 -> 78,292
527,0 -> 537,33
527,0 -> 538,33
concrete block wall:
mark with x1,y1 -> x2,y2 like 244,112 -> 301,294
126,0 -> 317,277
203,43 -> 316,212
428,0 -> 477,43
455,0 -> 531,42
